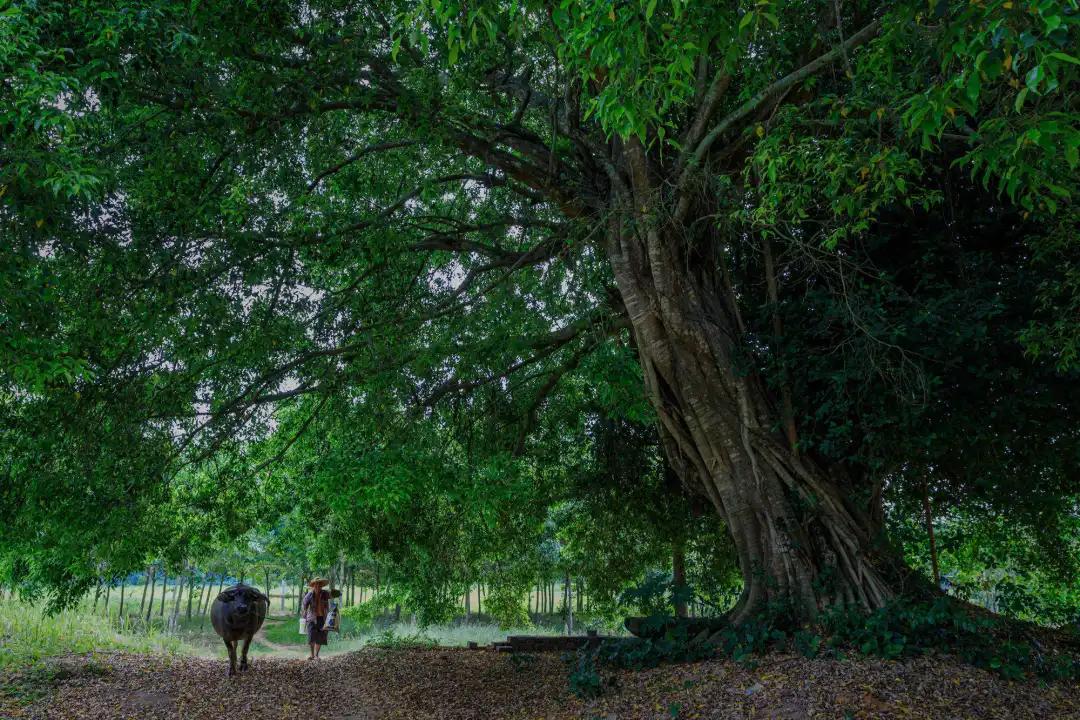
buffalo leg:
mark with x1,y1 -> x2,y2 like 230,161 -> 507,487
239,634 -> 253,671
224,638 -> 237,676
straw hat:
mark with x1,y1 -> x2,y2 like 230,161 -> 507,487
308,577 -> 329,588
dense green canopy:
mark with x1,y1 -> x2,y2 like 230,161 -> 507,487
1,0 -> 1077,619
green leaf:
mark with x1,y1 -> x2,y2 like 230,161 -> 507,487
1065,143 -> 1079,169
1014,87 -> 1028,112
1025,65 -> 1043,92
1047,51 -> 1080,66
965,72 -> 981,104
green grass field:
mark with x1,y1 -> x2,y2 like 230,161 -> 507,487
0,597 -> 196,670
0,593 -> 578,671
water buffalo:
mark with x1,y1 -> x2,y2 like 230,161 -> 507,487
210,583 -> 269,676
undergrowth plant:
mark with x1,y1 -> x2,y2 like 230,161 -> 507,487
565,597 -> 1080,698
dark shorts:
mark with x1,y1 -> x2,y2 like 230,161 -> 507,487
307,616 -> 329,645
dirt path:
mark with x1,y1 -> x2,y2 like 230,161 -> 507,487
12,648 -> 1080,720
253,617 -> 303,656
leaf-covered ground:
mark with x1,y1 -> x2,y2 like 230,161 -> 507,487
7,648 -> 1080,719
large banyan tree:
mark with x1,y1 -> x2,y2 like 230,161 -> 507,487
2,0 -> 1078,616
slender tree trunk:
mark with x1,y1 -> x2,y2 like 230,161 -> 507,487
195,574 -> 207,617
118,580 -> 125,626
104,583 -> 111,610
673,541 -> 688,618
186,571 -> 196,620
139,567 -> 152,617
145,567 -> 156,623
93,579 -> 102,613
605,174 -> 905,621
169,571 -> 183,628
464,584 -> 471,622
564,572 -> 573,635
158,569 -> 167,617
202,574 -> 215,615
922,481 -> 941,589
200,575 -> 211,628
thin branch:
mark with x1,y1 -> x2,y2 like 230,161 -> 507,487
306,140 -> 418,193
685,19 -> 881,172
513,342 -> 592,456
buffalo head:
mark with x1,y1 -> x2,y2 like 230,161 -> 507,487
216,584 -> 269,625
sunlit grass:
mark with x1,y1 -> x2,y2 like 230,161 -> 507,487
0,591 -> 615,670
0,597 -> 198,670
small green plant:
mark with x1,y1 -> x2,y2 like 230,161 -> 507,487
794,628 -> 821,658
566,649 -> 603,699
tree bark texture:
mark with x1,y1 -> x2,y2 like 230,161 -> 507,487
605,141 -> 903,620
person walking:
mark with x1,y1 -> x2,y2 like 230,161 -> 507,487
301,577 -> 331,660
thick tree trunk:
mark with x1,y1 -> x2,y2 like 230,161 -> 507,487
605,167 -> 903,621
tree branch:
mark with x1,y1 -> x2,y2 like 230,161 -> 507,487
688,20 -> 880,168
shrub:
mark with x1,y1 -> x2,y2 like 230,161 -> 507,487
566,597 -> 1080,696
366,629 -> 437,650
340,591 -> 398,632
482,584 -> 532,630
566,650 -> 604,699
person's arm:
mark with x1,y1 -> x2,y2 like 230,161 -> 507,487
301,591 -> 311,615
